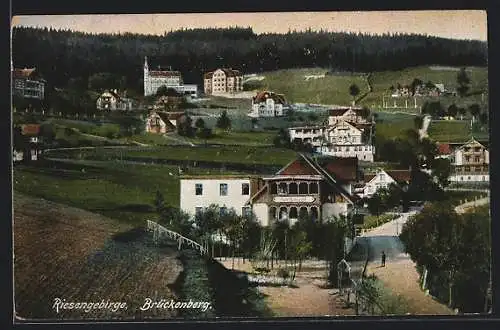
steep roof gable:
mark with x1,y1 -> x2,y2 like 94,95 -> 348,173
277,158 -> 317,176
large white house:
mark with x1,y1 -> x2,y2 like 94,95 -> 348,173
12,67 -> 46,100
288,107 -> 375,162
143,57 -> 198,97
179,155 -> 361,227
180,176 -> 257,218
248,91 -> 289,117
203,68 -> 243,95
438,138 -> 490,183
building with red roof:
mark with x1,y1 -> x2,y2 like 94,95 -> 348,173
248,91 -> 289,117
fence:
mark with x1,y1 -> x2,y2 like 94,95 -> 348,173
146,220 -> 207,255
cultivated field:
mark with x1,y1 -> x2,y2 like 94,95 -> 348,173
13,194 -> 183,320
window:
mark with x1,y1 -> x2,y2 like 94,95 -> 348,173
220,183 -> 228,196
241,183 -> 250,195
220,207 -> 227,216
309,182 -> 319,194
242,206 -> 252,218
475,156 -> 481,163
278,182 -> 288,195
195,183 -> 203,195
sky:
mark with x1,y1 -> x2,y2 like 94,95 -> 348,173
12,10 -> 487,41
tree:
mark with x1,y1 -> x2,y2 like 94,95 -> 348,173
431,158 -> 451,188
250,118 -> 258,131
273,128 -> 291,148
478,112 -> 488,126
194,204 -> 223,257
414,116 -> 424,130
457,107 -> 467,120
468,104 -> 481,123
195,118 -> 206,131
153,190 -> 165,214
410,78 -> 424,95
349,83 -> 360,105
447,104 -> 459,118
367,193 -> 384,216
177,113 -> 195,137
456,67 -> 471,97
216,110 -> 232,130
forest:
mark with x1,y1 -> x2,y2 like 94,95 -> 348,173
12,26 -> 487,93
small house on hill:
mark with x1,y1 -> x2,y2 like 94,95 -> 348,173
248,91 -> 288,117
96,89 -> 135,111
145,111 -> 186,134
13,124 -> 43,162
362,169 -> 411,198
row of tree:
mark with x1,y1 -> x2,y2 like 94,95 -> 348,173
153,191 -> 354,286
13,27 -> 487,92
400,203 -> 491,312
421,101 -> 488,124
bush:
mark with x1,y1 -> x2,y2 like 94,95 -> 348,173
277,268 -> 290,280
362,214 -> 397,230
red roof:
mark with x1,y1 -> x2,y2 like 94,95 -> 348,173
149,70 -> 181,78
328,107 -> 366,117
13,68 -> 37,79
320,157 -> 359,182
21,124 -> 40,136
253,91 -> 286,104
386,170 -> 411,182
278,159 -> 318,176
437,143 -> 451,155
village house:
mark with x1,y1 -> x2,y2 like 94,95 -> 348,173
179,155 -> 361,227
153,90 -> 186,111
13,124 -> 43,162
203,68 -> 244,96
288,107 -> 375,162
144,111 -> 186,134
12,67 -> 46,100
438,138 -> 490,183
248,91 -> 289,117
361,169 -> 412,198
96,90 -> 135,111
143,57 -> 198,97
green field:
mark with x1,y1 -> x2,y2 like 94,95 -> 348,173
427,120 -> 472,142
374,111 -> 417,140
186,130 -> 277,146
257,68 -> 368,105
45,145 -> 298,167
13,159 -> 248,225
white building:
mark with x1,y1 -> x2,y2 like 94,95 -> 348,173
179,155 -> 361,227
288,107 -> 375,162
143,57 -> 198,97
445,138 -> 490,183
145,111 -> 185,134
180,176 -> 256,218
203,68 -> 243,96
248,91 -> 289,117
361,169 -> 411,198
12,68 -> 46,100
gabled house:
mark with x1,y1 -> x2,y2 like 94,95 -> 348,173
248,91 -> 289,117
145,111 -> 186,134
249,154 -> 359,226
327,107 -> 370,126
361,169 -> 411,198
13,124 -> 43,162
96,90 -> 135,111
449,137 -> 489,183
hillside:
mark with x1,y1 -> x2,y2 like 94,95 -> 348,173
244,66 -> 487,108
13,194 -> 183,320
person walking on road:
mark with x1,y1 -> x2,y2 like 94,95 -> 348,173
381,251 -> 386,267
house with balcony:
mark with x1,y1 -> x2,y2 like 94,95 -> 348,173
448,137 -> 489,183
12,67 -> 46,100
249,154 -> 360,226
288,107 -> 375,162
248,91 -> 289,117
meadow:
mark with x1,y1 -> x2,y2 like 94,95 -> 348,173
427,120 -> 472,142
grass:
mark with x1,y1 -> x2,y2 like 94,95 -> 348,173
186,130 -> 277,146
44,145 -> 298,167
258,68 -> 368,105
445,190 -> 489,206
427,120 -> 472,142
122,133 -> 176,146
374,111 -> 417,140
362,214 -> 398,230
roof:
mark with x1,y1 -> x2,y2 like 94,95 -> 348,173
253,91 -> 286,104
364,174 -> 376,182
204,68 -> 242,79
149,70 -> 182,78
318,157 -> 359,182
180,175 -> 255,180
328,107 -> 365,117
12,68 -> 37,79
386,170 -> 411,182
277,158 -> 318,176
437,143 -> 451,155
20,124 -> 40,136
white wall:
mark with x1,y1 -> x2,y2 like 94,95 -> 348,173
180,178 -> 252,217
252,203 -> 269,227
449,174 -> 489,183
322,203 -> 349,220
363,171 -> 396,197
